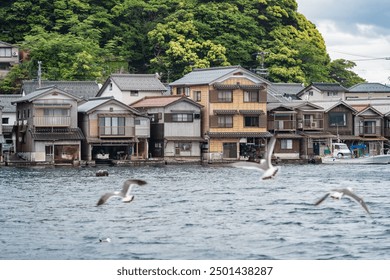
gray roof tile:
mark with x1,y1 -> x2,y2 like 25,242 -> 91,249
110,74 -> 167,91
22,80 -> 100,100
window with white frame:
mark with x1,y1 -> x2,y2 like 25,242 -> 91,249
281,139 -> 293,149
172,113 -> 193,122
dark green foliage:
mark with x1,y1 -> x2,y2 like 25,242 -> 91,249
0,0 -> 364,90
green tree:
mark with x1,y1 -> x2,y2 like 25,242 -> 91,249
329,59 -> 366,87
22,28 -> 105,81
0,64 -> 30,94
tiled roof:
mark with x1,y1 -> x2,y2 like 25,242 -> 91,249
271,83 -> 305,95
348,83 -> 390,92
110,74 -> 167,91
22,80 -> 100,100
169,66 -> 270,86
30,128 -> 85,141
311,82 -> 347,92
131,95 -> 202,108
207,132 -> 273,138
78,97 -> 140,115
13,86 -> 81,103
0,94 -> 22,113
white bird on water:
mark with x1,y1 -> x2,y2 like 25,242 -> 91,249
230,136 -> 279,180
96,179 -> 147,206
314,187 -> 370,214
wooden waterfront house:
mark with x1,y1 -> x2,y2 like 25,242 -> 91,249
0,94 -> 21,158
131,95 -> 204,160
267,103 -> 303,160
78,97 -> 150,162
169,66 -> 272,162
96,74 -> 168,105
12,86 -> 84,164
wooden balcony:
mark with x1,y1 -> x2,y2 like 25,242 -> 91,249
99,126 -> 135,137
33,116 -> 71,127
359,125 -> 382,137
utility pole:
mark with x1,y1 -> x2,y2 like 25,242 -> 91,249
37,61 -> 42,88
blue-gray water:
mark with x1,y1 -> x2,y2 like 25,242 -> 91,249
0,164 -> 389,260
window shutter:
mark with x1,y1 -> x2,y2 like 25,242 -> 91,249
259,114 -> 267,128
209,90 -> 219,103
259,89 -> 267,103
209,115 -> 219,127
164,113 -> 173,122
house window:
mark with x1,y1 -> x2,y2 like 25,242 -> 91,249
130,90 -> 139,96
177,87 -> 189,96
308,91 -> 314,96
43,108 -> 69,116
175,142 -> 192,152
218,90 -> 233,102
194,91 -> 201,101
281,139 -> 293,149
244,116 -> 259,127
0,47 -> 12,57
327,91 -> 338,97
109,82 -> 113,91
2,117 -> 9,124
329,112 -> 346,126
363,120 -> 376,134
172,113 -> 193,122
135,119 -> 141,125
99,116 -> 125,135
218,115 -> 233,128
244,91 -> 259,102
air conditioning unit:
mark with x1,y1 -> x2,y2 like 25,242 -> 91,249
311,122 -> 317,128
298,122 -> 303,129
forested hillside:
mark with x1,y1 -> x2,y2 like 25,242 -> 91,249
0,0 -> 364,94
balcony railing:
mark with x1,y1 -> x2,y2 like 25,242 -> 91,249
359,125 -> 382,136
300,119 -> 324,130
34,116 -> 71,127
99,126 -> 135,137
273,120 -> 296,131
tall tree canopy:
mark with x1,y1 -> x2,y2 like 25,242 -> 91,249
0,0 -> 364,89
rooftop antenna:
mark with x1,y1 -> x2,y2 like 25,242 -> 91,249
253,51 -> 268,77
37,61 -> 42,88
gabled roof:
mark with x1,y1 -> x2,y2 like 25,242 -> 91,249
288,101 -> 323,110
0,94 -> 22,113
22,80 -> 100,100
131,95 -> 203,109
355,105 -> 384,117
78,96 -> 141,115
0,41 -> 15,47
98,74 -> 167,94
348,83 -> 390,93
311,100 -> 357,113
272,83 -> 305,96
169,65 -> 270,86
12,86 -> 82,104
297,82 -> 347,97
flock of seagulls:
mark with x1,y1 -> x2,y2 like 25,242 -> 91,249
95,136 -> 371,242
230,136 -> 370,214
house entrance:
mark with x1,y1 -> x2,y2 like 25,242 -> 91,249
223,142 -> 237,159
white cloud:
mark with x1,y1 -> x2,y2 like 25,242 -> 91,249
296,0 -> 390,83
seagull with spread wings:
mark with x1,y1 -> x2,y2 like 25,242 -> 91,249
230,136 -> 279,180
96,179 -> 147,206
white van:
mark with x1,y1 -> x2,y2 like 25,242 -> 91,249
331,143 -> 352,158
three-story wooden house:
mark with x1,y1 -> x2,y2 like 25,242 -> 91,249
170,66 -> 272,161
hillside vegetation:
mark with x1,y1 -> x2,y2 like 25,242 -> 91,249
0,0 -> 364,94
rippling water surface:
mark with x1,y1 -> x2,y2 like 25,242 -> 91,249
0,163 -> 389,260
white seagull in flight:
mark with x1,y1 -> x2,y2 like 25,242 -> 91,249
97,179 -> 147,206
230,136 -> 279,180
314,187 -> 370,214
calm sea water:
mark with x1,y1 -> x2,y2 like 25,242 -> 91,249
0,163 -> 389,260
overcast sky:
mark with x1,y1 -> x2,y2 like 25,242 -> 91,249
296,0 -> 390,84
